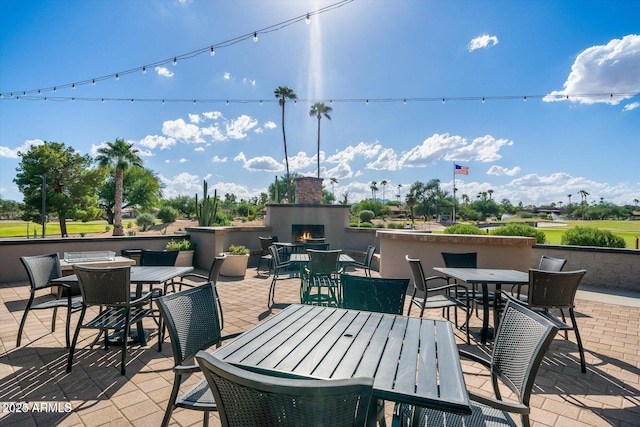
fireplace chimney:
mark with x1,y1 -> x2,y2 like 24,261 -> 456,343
295,177 -> 323,204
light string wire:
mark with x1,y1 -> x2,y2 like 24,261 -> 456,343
1,93 -> 638,104
0,0 -> 354,98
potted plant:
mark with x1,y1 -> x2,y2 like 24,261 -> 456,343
219,244 -> 250,277
166,239 -> 196,266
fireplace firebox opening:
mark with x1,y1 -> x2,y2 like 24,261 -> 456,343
291,224 -> 325,243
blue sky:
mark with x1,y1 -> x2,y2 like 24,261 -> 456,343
1,0 -> 639,207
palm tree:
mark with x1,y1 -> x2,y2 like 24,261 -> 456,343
274,86 -> 297,203
567,194 -> 572,206
329,177 -> 338,199
309,102 -> 332,178
370,181 -> 378,200
397,184 -> 402,203
634,199 -> 639,209
96,138 -> 142,236
579,190 -> 589,205
406,192 -> 417,228
380,179 -> 388,202
487,189 -> 494,200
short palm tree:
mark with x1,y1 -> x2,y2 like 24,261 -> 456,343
274,86 -> 297,203
309,102 -> 332,178
96,138 -> 142,236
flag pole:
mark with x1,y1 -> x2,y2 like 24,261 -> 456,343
452,162 -> 456,224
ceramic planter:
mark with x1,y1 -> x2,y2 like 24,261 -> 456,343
175,250 -> 194,267
219,253 -> 250,277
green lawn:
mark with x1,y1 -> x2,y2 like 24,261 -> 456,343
537,220 -> 640,248
0,220 -> 112,238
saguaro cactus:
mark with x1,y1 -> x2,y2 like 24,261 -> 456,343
195,181 -> 219,226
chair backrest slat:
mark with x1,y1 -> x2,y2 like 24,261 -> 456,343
441,252 -> 477,268
538,255 -> 567,272
307,250 -> 341,275
406,256 -> 427,292
20,253 -> 61,290
73,265 -> 131,306
527,269 -> 586,309
207,254 -> 227,283
341,274 -> 408,314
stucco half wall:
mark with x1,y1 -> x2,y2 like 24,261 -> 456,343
377,230 -> 536,279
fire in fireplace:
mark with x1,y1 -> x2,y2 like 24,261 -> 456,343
291,224 -> 325,243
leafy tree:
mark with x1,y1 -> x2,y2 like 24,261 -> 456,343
309,102 -> 332,178
157,206 -> 178,223
322,188 -> 335,205
0,199 -> 24,220
274,86 -> 297,202
162,195 -> 195,218
409,179 -> 452,218
136,212 -> 156,231
97,166 -> 162,225
359,210 -> 375,223
268,173 -> 302,203
14,141 -> 104,237
96,138 -> 143,236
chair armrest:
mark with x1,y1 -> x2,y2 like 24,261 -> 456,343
180,273 -> 208,282
427,283 -> 470,294
130,291 -> 153,305
502,292 -> 528,307
174,364 -> 201,375
458,349 -> 491,368
221,332 -> 243,341
468,391 -> 530,414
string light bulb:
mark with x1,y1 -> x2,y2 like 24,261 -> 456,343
306,14 -> 310,24
523,96 -> 527,102
210,46 -> 215,56
142,66 -> 146,75
72,83 -> 75,90
92,79 -> 96,86
253,32 -> 258,42
403,99 -> 407,105
53,87 -> 56,93
162,99 -> 165,105
366,99 -> 369,105
442,98 -> 446,104
226,100 -> 229,105
481,97 -> 485,103
173,57 -> 177,66
115,74 -> 119,81
38,89 -> 41,95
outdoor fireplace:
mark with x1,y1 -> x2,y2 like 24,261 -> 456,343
291,224 -> 325,243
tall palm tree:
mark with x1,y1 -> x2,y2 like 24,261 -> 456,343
309,102 -> 332,178
96,138 -> 142,236
380,179 -> 388,202
329,177 -> 338,199
397,184 -> 402,203
370,181 -> 377,200
567,194 -> 572,206
274,86 -> 297,203
487,189 -> 494,200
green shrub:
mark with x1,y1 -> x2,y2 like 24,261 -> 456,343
136,213 -> 156,231
359,210 -> 375,223
349,222 -> 359,227
490,223 -> 546,244
228,244 -> 249,255
387,222 -> 405,229
359,222 -> 373,228
166,238 -> 196,251
374,223 -> 385,228
444,224 -> 485,235
157,206 -> 178,223
561,226 -> 626,248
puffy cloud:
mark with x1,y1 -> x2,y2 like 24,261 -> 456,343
212,156 -> 227,163
324,162 -> 353,179
201,124 -> 227,142
623,102 -> 639,111
264,121 -> 277,129
487,165 -> 521,176
326,141 -> 382,163
162,118 -> 204,143
138,135 -> 176,150
0,139 -> 43,158
445,135 -> 513,162
224,72 -> 231,80
544,34 -> 640,105
288,151 -> 317,171
194,147 -> 205,152
208,181 -> 266,200
226,115 -> 258,139
158,172 -> 202,198
234,151 -> 284,172
468,34 -> 499,51
179,158 -> 188,163
203,111 -> 224,120
366,148 -> 400,170
399,133 -> 466,167
155,66 -> 174,77
189,114 -> 201,124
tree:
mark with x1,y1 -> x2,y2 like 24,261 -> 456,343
163,195 -> 195,218
309,102 -> 332,178
397,184 -> 402,203
380,179 -> 388,202
14,141 -> 104,237
96,138 -> 143,236
268,172 -> 303,204
487,189 -> 494,200
370,181 -> 377,200
274,86 -> 297,203
98,166 -> 162,224
406,192 -> 417,228
329,177 -> 338,200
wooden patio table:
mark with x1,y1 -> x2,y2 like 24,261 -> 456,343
433,267 -> 529,344
213,304 -> 472,425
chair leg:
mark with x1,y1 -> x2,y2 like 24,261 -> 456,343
16,294 -> 35,347
161,375 -> 181,427
203,411 -> 210,427
65,302 -> 73,349
569,308 -> 586,373
121,314 -> 132,376
67,308 -> 86,373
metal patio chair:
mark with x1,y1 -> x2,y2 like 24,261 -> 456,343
256,236 -> 274,273
301,249 -> 342,307
156,282 -> 241,427
267,244 -> 294,307
348,245 -> 376,277
395,300 -> 559,427
196,351 -> 373,427
17,253 -> 83,348
511,255 -> 567,299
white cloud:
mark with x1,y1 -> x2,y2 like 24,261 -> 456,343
158,172 -> 201,198
326,142 -> 382,163
254,128 -> 264,134
487,165 -> 521,176
445,135 -> 513,162
233,151 -> 284,172
399,133 -> 466,167
288,151 -> 317,171
162,118 -> 204,143
226,115 -> 258,139
212,156 -> 227,162
468,34 -> 499,52
138,135 -> 176,150
623,101 -> 639,111
366,148 -> 400,170
208,181 -> 265,201
203,111 -> 224,120
189,114 -> 201,124
243,77 -> 256,86
544,34 -> 640,105
324,162 -> 353,179
0,139 -> 44,158
155,66 -> 174,78
264,121 -> 277,129
201,124 -> 227,142
224,72 -> 231,80
194,147 -> 205,152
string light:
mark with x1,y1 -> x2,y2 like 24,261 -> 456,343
142,66 -> 147,75
173,57 -> 177,66
115,74 -> 119,81
72,84 -> 75,90
306,14 -> 311,24
253,32 -> 258,42
482,97 -> 485,103
442,98 -> 446,104
92,79 -> 95,86
210,46 -> 215,56
403,99 -> 407,105
523,96 -> 527,102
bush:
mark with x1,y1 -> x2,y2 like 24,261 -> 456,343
157,206 -> 178,223
349,222 -> 360,227
166,238 -> 196,251
359,222 -> 374,228
228,244 -> 249,255
444,224 -> 485,235
490,223 -> 547,244
136,213 -> 156,231
561,226 -> 626,248
359,210 -> 375,223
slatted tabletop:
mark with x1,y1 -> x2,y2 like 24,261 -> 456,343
433,267 -> 529,343
289,253 -> 355,264
53,266 -> 194,284
214,304 -> 471,422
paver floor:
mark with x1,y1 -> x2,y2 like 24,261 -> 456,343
1,265 -> 639,426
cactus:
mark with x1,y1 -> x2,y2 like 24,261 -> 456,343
195,180 -> 219,226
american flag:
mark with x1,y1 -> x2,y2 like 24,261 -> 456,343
455,164 -> 469,175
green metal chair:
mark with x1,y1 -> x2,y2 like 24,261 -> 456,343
301,249 -> 342,307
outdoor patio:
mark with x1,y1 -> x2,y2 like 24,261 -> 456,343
1,266 -> 639,427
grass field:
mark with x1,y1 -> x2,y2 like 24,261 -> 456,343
1,220 -> 115,238
536,220 -> 640,248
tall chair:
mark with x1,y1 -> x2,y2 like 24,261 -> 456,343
67,265 -> 155,375
301,249 -> 342,307
156,282 -> 241,427
140,249 -> 179,266
512,255 -> 567,299
340,274 -> 408,315
17,253 -> 82,348
505,268 -> 588,373
256,236 -> 274,273
396,300 -> 559,427
406,256 -> 470,343
348,245 -> 376,277
196,351 -> 373,427
267,245 -> 293,307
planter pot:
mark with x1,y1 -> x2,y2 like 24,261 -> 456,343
219,253 -> 250,277
175,250 -> 194,267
